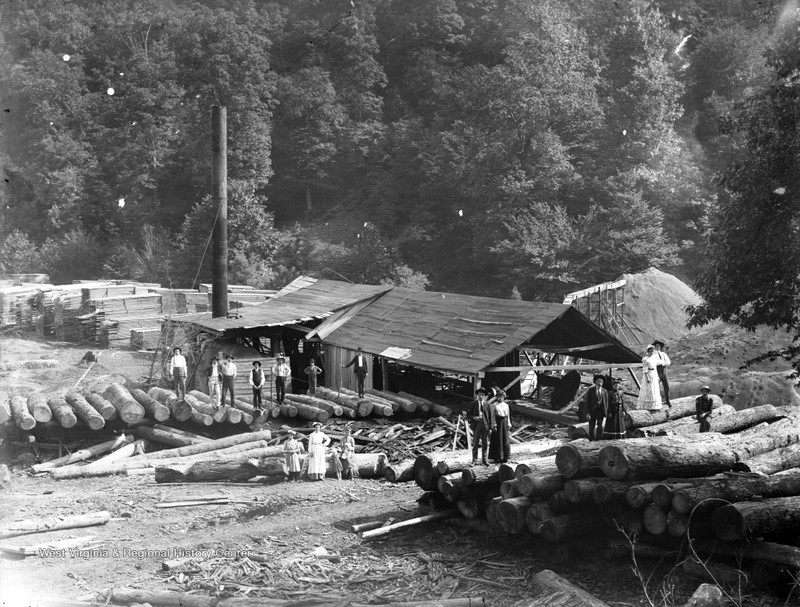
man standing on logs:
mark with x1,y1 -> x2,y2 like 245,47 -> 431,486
468,387 -> 491,465
653,340 -> 671,407
169,347 -> 187,400
343,347 -> 368,398
586,374 -> 609,441
207,356 -> 222,407
249,361 -> 265,411
220,355 -> 237,407
272,355 -> 291,404
696,385 -> 714,432
304,358 -> 323,396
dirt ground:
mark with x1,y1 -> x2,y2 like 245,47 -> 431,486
0,334 -> 798,606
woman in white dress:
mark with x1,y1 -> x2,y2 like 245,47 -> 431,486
636,344 -> 662,411
307,422 -> 331,481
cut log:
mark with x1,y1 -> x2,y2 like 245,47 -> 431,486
64,391 -> 105,430
149,387 -> 192,422
226,407 -> 243,424
712,496 -> 800,541
497,496 -> 531,534
285,399 -> 329,423
531,569 -> 611,607
0,534 -> 98,557
437,441 -> 564,476
706,404 -> 779,434
286,393 -> 343,417
135,429 -> 274,461
26,393 -> 52,423
632,405 -> 736,437
694,539 -> 800,571
31,434 -> 135,473
278,404 -> 298,418
413,454 -> 438,490
316,387 -> 372,416
103,383 -> 145,424
88,439 -> 148,467
0,395 -> 10,425
666,509 -> 690,537
671,470 -> 800,515
592,480 -> 631,504
518,472 -> 566,500
154,457 -> 286,483
190,408 -> 214,426
733,442 -> 800,475
513,455 -> 561,480
642,503 -> 668,535
541,513 -> 602,543
365,388 -> 417,414
130,388 -> 170,422
46,394 -> 77,428
526,507 -> 544,535
361,510 -> 460,539
564,478 -> 602,504
625,482 -> 660,509
0,511 -> 111,539
10,395 -> 36,430
498,463 -> 516,482
134,426 -> 204,448
652,482 -> 697,508
626,395 -> 724,429
184,393 -> 226,423
154,424 -> 213,441
500,479 -> 522,500
385,458 -> 416,483
462,465 -> 499,487
555,439 -> 607,478
84,392 -> 118,420
529,501 -> 554,521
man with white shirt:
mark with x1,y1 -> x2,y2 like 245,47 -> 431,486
169,347 -> 187,399
220,355 -> 237,407
653,340 -> 671,407
342,346 -> 368,397
272,355 -> 291,404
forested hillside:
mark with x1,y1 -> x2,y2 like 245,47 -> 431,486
0,0 -> 786,300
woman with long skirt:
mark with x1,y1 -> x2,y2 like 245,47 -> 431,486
603,378 -> 627,440
488,391 -> 512,463
283,430 -> 303,482
307,422 -> 331,481
635,345 -> 662,411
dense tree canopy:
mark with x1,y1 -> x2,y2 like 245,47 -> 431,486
0,0 -> 789,304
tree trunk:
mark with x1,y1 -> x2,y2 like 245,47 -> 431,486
0,511 -> 111,539
88,439 -> 148,467
497,496 -> 530,534
591,480 -> 632,504
190,408 -> 214,426
626,395 -> 724,429
103,383 -> 145,424
316,387 -> 372,416
671,470 -> 800,515
512,454 -> 561,480
134,429 -> 273,461
531,570 -> 611,607
413,454 -> 439,490
643,503 -> 668,535
10,395 -> 36,430
84,392 -> 118,420
26,393 -> 52,423
694,539 -> 800,570
285,400 -> 329,423
707,404 -> 779,433
564,478 -> 602,504
365,389 -> 417,414
624,482 -> 660,509
437,441 -> 563,476
633,405 -> 735,437
733,442 -> 800,475
64,391 -> 105,430
287,393 -> 343,417
154,457 -> 286,483
385,458 -> 416,483
555,439 -> 608,478
130,388 -> 170,422
278,404 -> 298,417
134,426 -> 203,448
518,472 -> 565,500
462,466 -> 499,487
184,393 -> 226,423
31,434 -> 135,473
46,394 -> 78,428
541,514 -> 602,543
226,407 -> 243,424
500,479 -> 521,500
148,387 -> 192,422
712,496 -> 800,541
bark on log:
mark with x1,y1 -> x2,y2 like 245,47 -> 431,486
733,442 -> 800,475
513,455 -> 561,480
88,439 -> 148,467
625,482 -> 660,509
286,400 -> 330,423
626,395 -> 724,429
341,387 -> 394,415
541,513 -> 602,543
652,482 -> 696,508
365,388 -> 417,414
10,395 -> 36,430
46,394 -> 78,428
130,388 -> 170,422
500,479 -> 521,500
133,426 -> 204,448
633,405 -> 735,437
0,511 -> 111,539
531,569 -> 611,607
518,472 -> 566,500
438,441 -> 564,476
278,404 -> 298,418
672,470 -> 800,515
103,383 -> 145,424
712,495 -> 800,541
190,408 -> 214,426
154,457 -> 286,483
31,434 -> 135,473
564,478 -> 602,504
497,496 -> 531,534
148,387 -> 192,422
360,510 -> 459,539
184,393 -> 226,423
694,539 -> 800,570
591,480 -> 632,505
26,392 -> 52,423
385,458 -> 416,483
555,439 -> 607,478
286,393 -> 343,417
643,503 -> 668,535
316,387 -> 372,416
134,430 -> 273,461
84,392 -> 117,421
462,466 -> 500,487
706,404 -> 778,433
64,391 -> 105,430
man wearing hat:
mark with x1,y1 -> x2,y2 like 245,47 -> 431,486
206,356 -> 222,407
586,374 -> 609,441
304,358 -> 323,396
695,386 -> 714,432
169,347 -> 187,400
249,361 -> 265,411
220,355 -> 237,407
283,430 -> 303,482
653,340 -> 671,407
468,387 -> 491,465
272,355 -> 291,405
342,346 -> 368,398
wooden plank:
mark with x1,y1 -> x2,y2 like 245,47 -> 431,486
486,363 -> 642,372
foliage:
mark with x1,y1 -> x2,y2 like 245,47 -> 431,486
0,230 -> 43,274
39,228 -> 106,284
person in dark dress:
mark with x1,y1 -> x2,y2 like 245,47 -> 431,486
586,374 -> 609,441
342,347 -> 368,397
603,377 -> 627,440
488,391 -> 512,463
468,388 -> 491,465
696,385 -> 714,432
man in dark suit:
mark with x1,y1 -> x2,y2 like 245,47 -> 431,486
467,388 -> 491,465
342,346 -> 368,397
695,385 -> 714,432
586,374 -> 609,441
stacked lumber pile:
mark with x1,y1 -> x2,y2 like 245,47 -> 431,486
0,284 -> 47,326
130,328 -> 162,350
404,401 -> 800,591
88,293 -> 164,347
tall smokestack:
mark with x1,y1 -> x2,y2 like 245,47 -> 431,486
211,105 -> 228,318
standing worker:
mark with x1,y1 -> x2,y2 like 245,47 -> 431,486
696,385 -> 714,432
488,390 -> 512,463
342,346 -> 368,397
586,374 -> 609,441
220,355 -> 237,407
468,387 -> 491,465
653,340 -> 671,407
304,358 -> 323,396
272,355 -> 291,404
207,356 -> 222,407
169,347 -> 187,400
249,361 -> 265,411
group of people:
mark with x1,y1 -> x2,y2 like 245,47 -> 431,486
467,387 -> 513,465
636,339 -> 671,411
282,422 -> 356,482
